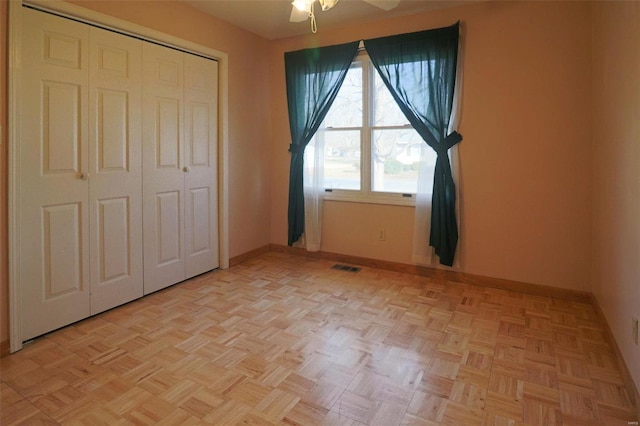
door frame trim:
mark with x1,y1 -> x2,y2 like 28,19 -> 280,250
8,0 -> 230,353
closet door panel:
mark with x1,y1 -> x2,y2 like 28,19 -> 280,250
88,26 -> 143,314
184,55 -> 219,278
42,203 -> 83,298
143,43 -> 186,294
20,8 -> 90,340
97,198 -> 130,280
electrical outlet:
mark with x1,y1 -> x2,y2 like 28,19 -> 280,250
633,316 -> 639,345
377,229 -> 386,241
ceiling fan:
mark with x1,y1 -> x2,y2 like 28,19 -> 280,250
290,0 -> 401,33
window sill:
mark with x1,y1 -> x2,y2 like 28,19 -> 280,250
323,192 -> 416,207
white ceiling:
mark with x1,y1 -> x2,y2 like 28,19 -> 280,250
178,0 -> 475,40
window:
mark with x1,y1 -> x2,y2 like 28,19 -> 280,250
312,53 -> 437,205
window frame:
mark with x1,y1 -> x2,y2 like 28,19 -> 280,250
317,51 -> 420,207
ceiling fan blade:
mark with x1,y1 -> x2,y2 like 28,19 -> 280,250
362,0 -> 400,11
290,6 -> 310,23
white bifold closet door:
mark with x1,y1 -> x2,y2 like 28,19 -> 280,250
142,43 -> 219,294
19,7 -> 218,341
19,8 -> 143,340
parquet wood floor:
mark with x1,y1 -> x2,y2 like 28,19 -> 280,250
1,252 -> 637,425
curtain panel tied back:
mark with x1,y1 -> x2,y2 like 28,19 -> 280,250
284,24 -> 462,265
364,23 -> 462,266
285,41 -> 359,246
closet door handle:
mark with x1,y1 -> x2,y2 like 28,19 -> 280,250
183,166 -> 190,173
79,172 -> 89,181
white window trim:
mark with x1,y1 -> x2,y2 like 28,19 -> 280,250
323,191 -> 416,207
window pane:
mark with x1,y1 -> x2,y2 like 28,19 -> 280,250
372,129 -> 433,194
373,72 -> 410,126
324,65 -> 363,128
323,130 -> 361,190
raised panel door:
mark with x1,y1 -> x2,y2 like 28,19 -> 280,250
88,26 -> 143,314
184,54 -> 219,278
20,8 -> 90,340
142,43 -> 186,294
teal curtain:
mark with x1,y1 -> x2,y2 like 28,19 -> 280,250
364,23 -> 461,266
285,42 -> 359,246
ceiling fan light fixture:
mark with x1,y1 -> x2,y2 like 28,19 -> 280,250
290,0 -> 357,34
292,0 -> 313,13
318,0 -> 340,12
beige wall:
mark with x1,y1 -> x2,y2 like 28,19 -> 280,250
269,1 -> 593,291
592,0 -> 640,396
1,0 -> 8,344
0,1 -> 272,344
